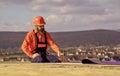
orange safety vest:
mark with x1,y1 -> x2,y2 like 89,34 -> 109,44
21,30 -> 60,58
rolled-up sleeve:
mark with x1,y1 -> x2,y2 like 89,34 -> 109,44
21,32 -> 36,58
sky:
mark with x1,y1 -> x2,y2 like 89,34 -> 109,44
0,0 -> 120,32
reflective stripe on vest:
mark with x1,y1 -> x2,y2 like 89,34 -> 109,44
34,32 -> 47,48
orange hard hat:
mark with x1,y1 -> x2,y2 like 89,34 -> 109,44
33,16 -> 46,26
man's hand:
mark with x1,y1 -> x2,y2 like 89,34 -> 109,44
57,51 -> 61,57
32,53 -> 40,59
57,51 -> 63,62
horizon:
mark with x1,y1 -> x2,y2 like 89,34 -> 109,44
0,29 -> 119,33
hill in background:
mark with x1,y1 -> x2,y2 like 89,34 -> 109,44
0,29 -> 120,49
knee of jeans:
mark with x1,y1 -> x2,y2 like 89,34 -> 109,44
31,56 -> 42,63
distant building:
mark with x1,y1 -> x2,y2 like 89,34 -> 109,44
0,57 -> 4,62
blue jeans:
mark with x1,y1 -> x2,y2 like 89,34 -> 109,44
31,55 -> 61,63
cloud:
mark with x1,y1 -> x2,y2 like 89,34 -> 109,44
46,14 -> 62,25
30,0 -> 108,15
0,21 -> 33,31
0,2 -> 6,8
0,0 -> 120,31
59,5 -> 74,14
30,0 -> 120,31
52,0 -> 63,3
0,22 -> 18,31
31,5 -> 40,11
0,0 -> 32,4
64,15 -> 73,22
1,0 -> 120,16
35,0 -> 47,4
0,0 -> 32,8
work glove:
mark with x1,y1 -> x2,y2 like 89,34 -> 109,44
31,53 -> 42,63
32,53 -> 40,59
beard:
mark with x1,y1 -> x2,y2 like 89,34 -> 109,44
35,25 -> 45,34
36,27 -> 45,34
39,28 -> 45,33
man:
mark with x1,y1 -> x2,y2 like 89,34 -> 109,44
21,16 -> 61,63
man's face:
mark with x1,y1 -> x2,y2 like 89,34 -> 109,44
35,25 -> 45,33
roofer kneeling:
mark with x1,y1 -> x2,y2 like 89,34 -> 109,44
21,16 -> 61,63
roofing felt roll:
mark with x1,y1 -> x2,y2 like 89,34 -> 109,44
82,58 -> 120,65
